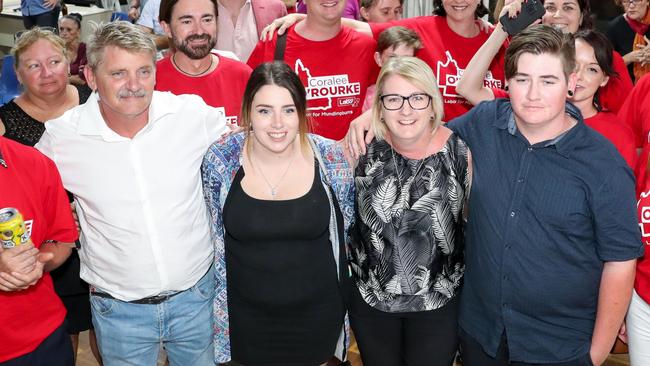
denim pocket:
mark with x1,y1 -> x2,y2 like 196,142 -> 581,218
191,272 -> 215,301
90,294 -> 114,316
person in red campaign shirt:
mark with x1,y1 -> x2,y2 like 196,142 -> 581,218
157,0 -> 252,125
0,136 -> 78,365
248,0 -> 378,141
619,74 -> 650,149
264,0 -> 504,122
628,143 -> 650,364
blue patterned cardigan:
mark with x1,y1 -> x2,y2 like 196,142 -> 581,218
201,132 -> 355,363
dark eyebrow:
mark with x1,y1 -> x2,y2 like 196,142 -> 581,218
514,73 -> 560,80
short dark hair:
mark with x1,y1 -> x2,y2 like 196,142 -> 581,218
505,24 -> 576,81
159,0 -> 218,24
541,0 -> 593,30
360,0 -> 404,10
433,0 -> 488,18
376,26 -> 422,54
240,62 -> 310,149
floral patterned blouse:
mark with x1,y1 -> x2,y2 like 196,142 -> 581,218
348,133 -> 470,312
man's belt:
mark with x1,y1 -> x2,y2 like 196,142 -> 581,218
90,290 -> 183,305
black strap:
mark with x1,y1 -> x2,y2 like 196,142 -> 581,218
274,32 -> 287,61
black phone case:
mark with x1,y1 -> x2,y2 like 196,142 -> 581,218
499,0 -> 546,36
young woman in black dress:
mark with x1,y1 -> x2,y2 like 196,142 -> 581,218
202,62 -> 355,365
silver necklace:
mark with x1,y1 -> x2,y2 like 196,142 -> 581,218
251,145 -> 297,199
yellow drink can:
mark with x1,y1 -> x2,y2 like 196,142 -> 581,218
0,207 -> 27,249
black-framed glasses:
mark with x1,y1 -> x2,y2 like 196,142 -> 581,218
380,93 -> 432,111
622,0 -> 643,6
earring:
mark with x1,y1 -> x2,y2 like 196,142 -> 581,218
568,90 -> 574,97
504,85 -> 509,92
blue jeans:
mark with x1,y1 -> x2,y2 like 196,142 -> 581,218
90,266 -> 215,366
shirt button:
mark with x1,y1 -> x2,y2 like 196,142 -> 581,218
510,211 -> 516,217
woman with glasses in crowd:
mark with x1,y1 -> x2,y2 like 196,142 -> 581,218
608,0 -> 650,82
347,56 -> 470,365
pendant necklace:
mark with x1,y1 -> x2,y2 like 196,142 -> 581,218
251,145 -> 297,199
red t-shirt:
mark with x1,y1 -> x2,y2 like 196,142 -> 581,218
248,26 -> 378,140
0,137 -> 78,362
584,111 -> 637,168
635,144 -> 650,304
155,53 -> 252,125
370,16 -> 506,122
598,51 -> 634,114
619,74 -> 650,148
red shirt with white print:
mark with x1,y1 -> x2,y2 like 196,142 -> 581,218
248,25 -> 378,140
370,16 -> 507,122
0,137 -> 78,362
156,52 -> 252,125
635,144 -> 650,304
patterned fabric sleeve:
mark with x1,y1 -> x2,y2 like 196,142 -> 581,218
201,132 -> 245,363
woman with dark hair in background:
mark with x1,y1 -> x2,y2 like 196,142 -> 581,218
608,0 -> 650,82
202,61 -> 354,365
58,13 -> 88,86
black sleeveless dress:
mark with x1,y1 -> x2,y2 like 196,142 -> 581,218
223,162 -> 345,366
0,84 -> 93,334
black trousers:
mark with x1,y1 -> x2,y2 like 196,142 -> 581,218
349,286 -> 459,366
22,7 -> 60,30
1,322 -> 73,366
459,329 -> 594,366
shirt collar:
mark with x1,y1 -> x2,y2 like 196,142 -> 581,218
76,91 -> 176,141
497,99 -> 584,158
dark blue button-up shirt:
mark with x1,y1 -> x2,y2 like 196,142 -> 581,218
447,99 -> 643,363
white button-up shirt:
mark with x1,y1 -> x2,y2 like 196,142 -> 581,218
36,91 -> 228,301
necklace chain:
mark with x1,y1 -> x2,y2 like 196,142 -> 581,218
171,54 -> 213,77
251,144 -> 296,199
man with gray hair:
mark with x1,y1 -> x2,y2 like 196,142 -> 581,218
35,21 -> 231,365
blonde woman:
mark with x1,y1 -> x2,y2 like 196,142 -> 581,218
347,56 -> 471,366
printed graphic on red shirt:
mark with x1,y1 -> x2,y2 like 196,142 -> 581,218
639,191 -> 650,246
436,51 -> 502,100
295,59 -> 361,115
